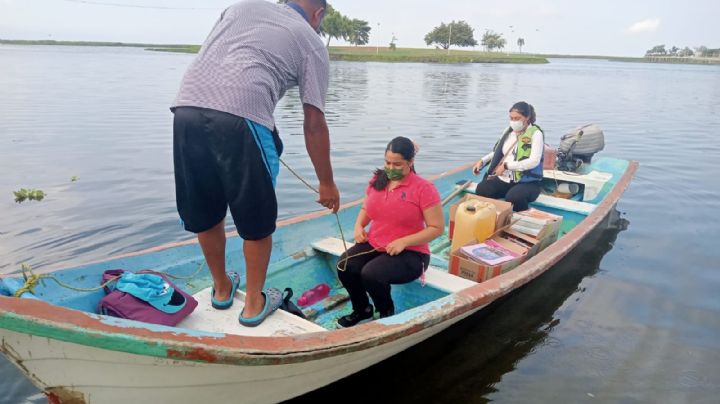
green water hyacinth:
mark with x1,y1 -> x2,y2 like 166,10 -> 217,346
13,188 -> 46,203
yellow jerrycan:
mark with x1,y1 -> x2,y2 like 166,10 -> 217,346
451,200 -> 497,252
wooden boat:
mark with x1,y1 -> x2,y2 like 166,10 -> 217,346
0,157 -> 637,403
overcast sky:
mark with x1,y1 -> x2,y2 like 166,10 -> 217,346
1,0 -> 716,57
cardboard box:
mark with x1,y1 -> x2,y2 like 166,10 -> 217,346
505,216 -> 561,254
510,208 -> 563,241
449,235 -> 530,283
496,229 -> 541,256
448,195 -> 513,240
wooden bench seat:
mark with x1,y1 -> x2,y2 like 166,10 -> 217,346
311,238 -> 476,293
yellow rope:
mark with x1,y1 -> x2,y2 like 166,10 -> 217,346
335,248 -> 381,272
280,157 -> 350,268
12,262 -> 206,297
14,264 -> 120,296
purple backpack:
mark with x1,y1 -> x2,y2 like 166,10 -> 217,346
98,269 -> 198,326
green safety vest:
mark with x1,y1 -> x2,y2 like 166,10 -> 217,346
486,124 -> 544,183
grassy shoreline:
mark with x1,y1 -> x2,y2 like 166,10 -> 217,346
328,46 -> 547,64
3,39 -> 719,65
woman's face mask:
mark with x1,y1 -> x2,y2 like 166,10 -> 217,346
384,151 -> 411,181
509,119 -> 526,132
509,110 -> 527,132
384,167 -> 406,181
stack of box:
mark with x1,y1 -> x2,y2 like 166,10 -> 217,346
447,199 -> 563,283
449,230 -> 536,282
509,208 -> 563,252
448,195 -> 517,282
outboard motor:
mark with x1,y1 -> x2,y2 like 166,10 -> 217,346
556,124 -> 605,171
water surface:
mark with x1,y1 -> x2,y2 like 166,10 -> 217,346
1,45 -> 719,403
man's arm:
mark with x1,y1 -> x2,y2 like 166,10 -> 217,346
303,103 -> 340,212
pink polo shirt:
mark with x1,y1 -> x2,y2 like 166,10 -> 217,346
365,171 -> 441,255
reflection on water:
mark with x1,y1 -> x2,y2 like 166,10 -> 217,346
292,210 -> 629,403
423,70 -> 471,117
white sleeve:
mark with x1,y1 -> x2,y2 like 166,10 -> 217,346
506,130 -> 543,172
480,152 -> 494,166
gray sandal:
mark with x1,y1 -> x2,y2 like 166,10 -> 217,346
238,287 -> 282,327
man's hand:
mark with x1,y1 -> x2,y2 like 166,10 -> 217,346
494,162 -> 507,177
303,104 -> 339,212
317,182 -> 340,213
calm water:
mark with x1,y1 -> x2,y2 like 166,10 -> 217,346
1,45 -> 719,403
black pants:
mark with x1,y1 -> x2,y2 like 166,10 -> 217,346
475,176 -> 541,212
173,107 -> 283,239
337,242 -> 429,314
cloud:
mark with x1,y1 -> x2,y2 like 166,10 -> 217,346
627,18 -> 660,33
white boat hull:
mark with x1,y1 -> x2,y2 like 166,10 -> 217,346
1,308 -> 481,403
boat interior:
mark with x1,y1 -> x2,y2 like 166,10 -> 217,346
0,157 -> 631,338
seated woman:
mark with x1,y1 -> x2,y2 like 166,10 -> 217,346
336,137 -> 444,327
472,101 -> 544,212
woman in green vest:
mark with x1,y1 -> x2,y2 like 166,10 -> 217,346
471,101 -> 544,211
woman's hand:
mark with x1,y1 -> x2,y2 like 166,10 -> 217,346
354,225 -> 368,243
385,238 -> 408,256
472,160 -> 485,175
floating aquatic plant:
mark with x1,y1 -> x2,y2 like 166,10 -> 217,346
13,188 -> 45,203
71,176 -> 79,182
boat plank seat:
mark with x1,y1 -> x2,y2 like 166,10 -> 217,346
178,289 -> 327,336
312,238 -> 476,293
542,169 -> 612,201
465,181 -> 596,215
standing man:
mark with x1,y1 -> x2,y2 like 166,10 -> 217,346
172,0 -> 339,327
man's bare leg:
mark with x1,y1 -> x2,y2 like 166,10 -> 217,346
240,235 -> 272,319
198,220 -> 232,301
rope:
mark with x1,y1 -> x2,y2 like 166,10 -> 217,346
279,158 -> 350,268
12,262 -> 206,297
335,248 -> 381,272
12,157 -> 345,296
334,178 -> 476,273
14,264 -> 119,296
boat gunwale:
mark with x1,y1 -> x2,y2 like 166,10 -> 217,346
0,160 -> 638,366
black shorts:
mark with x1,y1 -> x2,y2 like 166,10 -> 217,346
173,107 -> 283,240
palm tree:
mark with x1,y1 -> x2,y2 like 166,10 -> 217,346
517,38 -> 525,53
347,19 -> 371,46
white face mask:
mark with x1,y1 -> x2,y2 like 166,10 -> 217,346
509,120 -> 525,132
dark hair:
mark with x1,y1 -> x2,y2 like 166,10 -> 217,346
510,101 -> 536,124
371,136 -> 416,190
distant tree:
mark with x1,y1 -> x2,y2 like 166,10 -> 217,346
347,19 -> 371,46
517,37 -> 525,53
645,44 -> 667,56
322,7 -> 350,47
277,2 -> 367,48
481,30 -> 506,51
424,20 -> 478,50
669,46 -> 679,56
695,46 -> 708,57
678,47 -> 694,57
